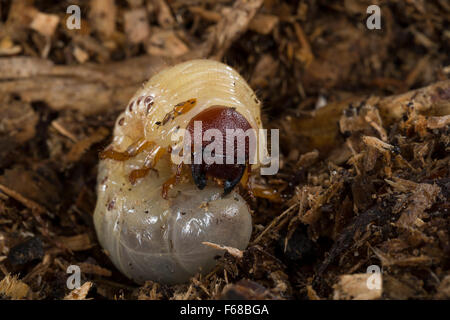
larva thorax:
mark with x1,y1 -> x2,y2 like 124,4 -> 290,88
114,59 -> 263,152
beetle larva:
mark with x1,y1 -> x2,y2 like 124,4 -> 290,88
94,59 -> 264,284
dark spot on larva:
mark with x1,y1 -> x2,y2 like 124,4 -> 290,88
162,113 -> 172,125
128,101 -> 134,112
118,117 -> 124,126
155,121 -> 161,126
101,176 -> 108,184
107,199 -> 115,211
254,97 -> 260,104
181,212 -> 186,215
137,96 -> 143,105
144,96 -> 154,105
144,210 -> 149,214
128,188 -> 131,191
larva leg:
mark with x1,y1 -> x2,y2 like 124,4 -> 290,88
251,184 -> 282,202
240,165 -> 256,201
161,164 -> 183,199
161,98 -> 197,125
128,145 -> 166,184
239,165 -> 281,202
223,164 -> 247,196
100,138 -> 154,161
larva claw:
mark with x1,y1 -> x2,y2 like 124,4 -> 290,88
191,164 -> 207,190
223,164 -> 247,196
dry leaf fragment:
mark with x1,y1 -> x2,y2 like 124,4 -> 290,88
73,46 -> 89,64
64,281 -> 93,300
427,115 -> 450,129
155,0 -> 175,28
248,14 -> 279,35
333,274 -> 382,300
29,12 -> 60,37
124,8 -> 150,44
0,274 -> 32,299
146,29 -> 189,57
90,0 -> 117,39
202,242 -> 243,259
58,234 -> 94,251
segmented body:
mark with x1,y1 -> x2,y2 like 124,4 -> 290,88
94,60 -> 262,284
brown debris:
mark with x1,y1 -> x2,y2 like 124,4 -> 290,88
29,11 -> 60,38
207,0 -> 264,60
124,8 -> 150,44
333,274 -> 382,300
89,0 -> 117,40
64,127 -> 109,164
146,29 -> 189,58
221,279 -> 278,300
0,274 -> 32,299
202,242 -> 243,259
57,234 -> 94,252
64,281 -> 93,300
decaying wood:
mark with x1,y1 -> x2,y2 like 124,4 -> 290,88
64,281 -> 93,300
333,274 -> 382,300
0,55 -> 167,115
284,80 -> 450,156
206,0 -> 264,60
0,274 -> 32,299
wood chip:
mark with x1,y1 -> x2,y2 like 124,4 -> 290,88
124,8 -> 150,44
64,281 -> 93,300
248,13 -> 279,35
202,242 -> 243,259
250,54 -> 279,88
427,115 -> 450,129
155,0 -> 175,28
0,274 -> 32,299
362,135 -> 394,152
0,183 -> 46,215
57,234 -> 94,251
29,11 -> 60,37
73,46 -> 89,64
333,274 -> 382,300
208,0 -> 264,60
79,262 -> 112,277
0,37 -> 22,56
64,127 -> 109,163
89,0 -> 117,39
146,29 -> 189,57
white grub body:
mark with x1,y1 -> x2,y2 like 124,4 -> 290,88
94,60 -> 262,284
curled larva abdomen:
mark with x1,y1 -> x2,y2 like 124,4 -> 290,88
94,59 -> 261,284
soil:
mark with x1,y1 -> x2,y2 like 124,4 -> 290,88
0,0 -> 448,300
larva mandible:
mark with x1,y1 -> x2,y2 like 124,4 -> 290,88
94,59 -> 265,284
